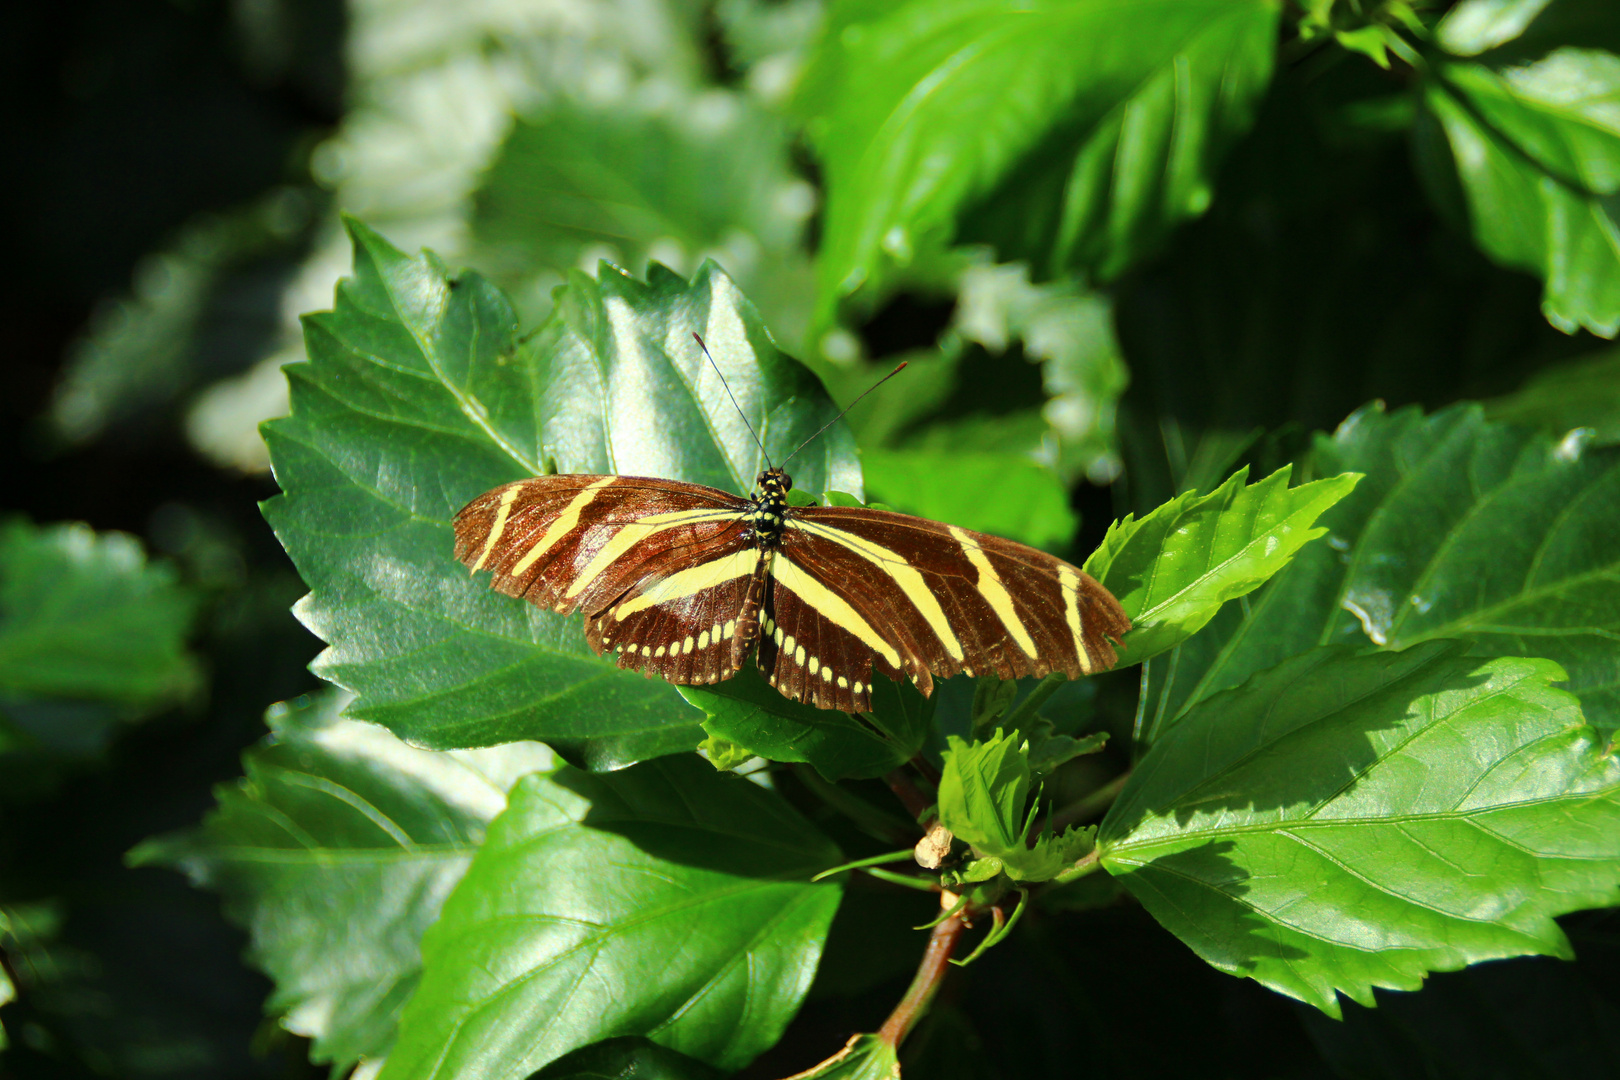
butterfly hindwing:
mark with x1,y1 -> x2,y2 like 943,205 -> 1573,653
586,542 -> 766,684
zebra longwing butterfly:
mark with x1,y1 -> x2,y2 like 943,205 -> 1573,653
452,464 -> 1129,714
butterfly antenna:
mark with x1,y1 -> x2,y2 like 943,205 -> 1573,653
693,333 -> 772,468
781,360 -> 908,470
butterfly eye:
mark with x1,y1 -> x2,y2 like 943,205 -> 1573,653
781,475 -> 792,492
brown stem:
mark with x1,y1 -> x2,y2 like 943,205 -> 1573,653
878,910 -> 966,1048
884,767 -> 935,823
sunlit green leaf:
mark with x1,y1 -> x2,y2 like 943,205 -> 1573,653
861,448 -> 1077,550
1082,465 -> 1359,668
1101,642 -> 1620,1017
801,0 -> 1278,321
379,755 -> 842,1079
261,220 -> 860,761
130,692 -> 552,1071
1147,404 -> 1620,738
1422,53 -> 1620,337
938,730 -> 1090,881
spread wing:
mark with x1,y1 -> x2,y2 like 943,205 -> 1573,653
765,506 -> 1130,712
453,474 -> 762,683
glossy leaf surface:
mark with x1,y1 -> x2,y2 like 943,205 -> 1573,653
1083,466 -> 1359,668
1101,643 -> 1620,1016
380,754 -> 842,1079
1145,404 -> 1620,738
802,0 -> 1278,320
860,448 -> 1077,551
262,221 -> 860,759
131,693 -> 552,1070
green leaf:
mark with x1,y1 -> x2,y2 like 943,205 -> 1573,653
802,0 -> 1279,321
938,731 -> 1030,856
129,692 -> 552,1071
860,449 -> 1077,550
0,519 -> 198,715
683,666 -> 930,782
937,730 -> 1091,881
784,1034 -> 899,1079
1082,465 -> 1360,668
532,1037 -> 726,1080
1422,54 -> 1620,337
379,755 -> 842,1079
470,96 -> 816,348
1100,642 -> 1620,1017
1436,0 -> 1555,57
1149,404 -> 1620,738
1485,343 -> 1620,444
262,219 -> 861,760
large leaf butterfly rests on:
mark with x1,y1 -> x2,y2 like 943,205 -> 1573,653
452,336 -> 1129,714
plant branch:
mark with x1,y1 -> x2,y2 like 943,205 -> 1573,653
878,908 -> 966,1048
885,766 -> 936,823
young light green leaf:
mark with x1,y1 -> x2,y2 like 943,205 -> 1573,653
939,731 -> 1031,858
1147,404 -> 1620,737
262,220 -> 861,761
783,1034 -> 899,1080
1101,642 -> 1620,1018
860,449 -> 1077,550
1082,465 -> 1359,667
1422,54 -> 1620,336
0,519 -> 198,715
379,754 -> 843,1080
937,730 -> 1090,881
801,0 -> 1278,322
129,692 -> 552,1071
682,666 -> 930,782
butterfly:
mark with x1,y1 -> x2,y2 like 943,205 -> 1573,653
452,341 -> 1129,714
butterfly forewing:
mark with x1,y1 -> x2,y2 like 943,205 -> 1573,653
452,473 -> 751,619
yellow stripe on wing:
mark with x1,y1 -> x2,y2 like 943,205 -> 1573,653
949,526 -> 1038,659
612,548 -> 760,619
770,556 -> 902,669
788,519 -> 964,662
564,504 -> 744,600
509,477 -> 617,577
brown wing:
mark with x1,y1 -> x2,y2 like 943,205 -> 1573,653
767,506 -> 1130,712
452,474 -> 762,683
